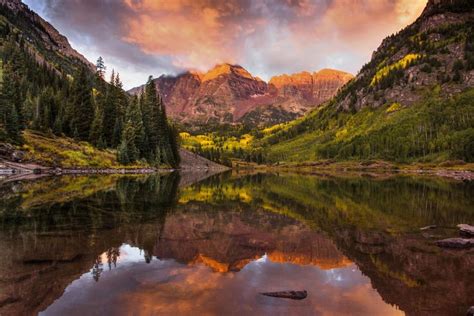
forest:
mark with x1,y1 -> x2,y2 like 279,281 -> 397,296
0,20 -> 179,167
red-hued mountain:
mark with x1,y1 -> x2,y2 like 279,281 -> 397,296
129,64 -> 353,126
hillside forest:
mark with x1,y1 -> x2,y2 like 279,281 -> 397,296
0,9 -> 179,167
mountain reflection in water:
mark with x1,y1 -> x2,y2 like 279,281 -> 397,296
41,244 -> 400,316
0,171 -> 473,315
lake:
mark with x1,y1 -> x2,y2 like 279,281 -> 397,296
0,171 -> 473,315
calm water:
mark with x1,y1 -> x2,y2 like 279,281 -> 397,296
0,171 -> 473,315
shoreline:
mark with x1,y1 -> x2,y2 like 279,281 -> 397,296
1,159 -> 472,181
233,161 -> 474,181
0,159 -> 230,178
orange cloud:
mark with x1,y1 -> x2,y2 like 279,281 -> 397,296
27,0 -> 428,88
121,0 -> 427,76
122,0 -> 261,70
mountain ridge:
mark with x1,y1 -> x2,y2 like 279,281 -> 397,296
0,0 -> 94,72
129,63 -> 353,127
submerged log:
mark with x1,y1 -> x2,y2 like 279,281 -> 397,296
260,290 -> 307,300
436,238 -> 474,249
457,224 -> 474,237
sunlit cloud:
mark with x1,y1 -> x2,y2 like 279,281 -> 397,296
23,0 -> 427,89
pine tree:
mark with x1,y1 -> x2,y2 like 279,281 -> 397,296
96,56 -> 106,80
159,102 -> 179,167
70,66 -> 94,140
111,72 -> 127,147
112,117 -> 123,147
120,120 -> 139,163
117,141 -> 130,165
34,87 -> 56,132
127,96 -> 145,155
89,105 -> 104,145
103,70 -> 119,146
141,76 -> 157,160
0,63 -> 21,142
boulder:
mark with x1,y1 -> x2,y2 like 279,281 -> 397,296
467,306 -> 474,316
436,238 -> 474,249
457,224 -> 474,237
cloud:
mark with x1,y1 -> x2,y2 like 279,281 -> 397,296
23,0 -> 427,89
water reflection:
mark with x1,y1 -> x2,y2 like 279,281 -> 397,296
41,244 -> 402,316
0,172 -> 473,315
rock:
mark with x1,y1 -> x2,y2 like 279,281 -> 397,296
436,238 -> 474,249
11,150 -> 25,162
0,143 -> 15,159
457,224 -> 474,237
467,306 -> 474,316
260,290 -> 307,300
420,225 -> 437,231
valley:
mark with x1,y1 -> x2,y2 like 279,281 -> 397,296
1,0 -> 473,173
0,1 -> 474,315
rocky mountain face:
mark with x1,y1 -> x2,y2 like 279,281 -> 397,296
0,0 -> 94,73
129,64 -> 353,127
334,0 -> 473,111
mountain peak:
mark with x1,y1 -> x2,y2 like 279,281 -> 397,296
202,63 -> 254,82
268,71 -> 313,88
316,68 -> 353,76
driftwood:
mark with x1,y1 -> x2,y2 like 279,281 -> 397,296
260,290 -> 307,300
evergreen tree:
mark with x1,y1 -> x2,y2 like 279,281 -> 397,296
141,76 -> 157,160
117,141 -> 130,165
89,105 -> 104,145
117,120 -> 138,164
34,87 -> 56,132
96,56 -> 106,80
103,70 -> 116,144
70,66 -> 94,140
112,117 -> 123,147
0,63 -> 21,142
127,96 -> 145,155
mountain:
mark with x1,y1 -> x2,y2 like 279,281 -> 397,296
260,0 -> 474,164
0,0 -> 94,73
128,64 -> 353,127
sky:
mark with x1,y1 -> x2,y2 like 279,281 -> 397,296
24,0 -> 427,90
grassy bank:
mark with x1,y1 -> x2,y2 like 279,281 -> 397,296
17,130 -> 150,169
